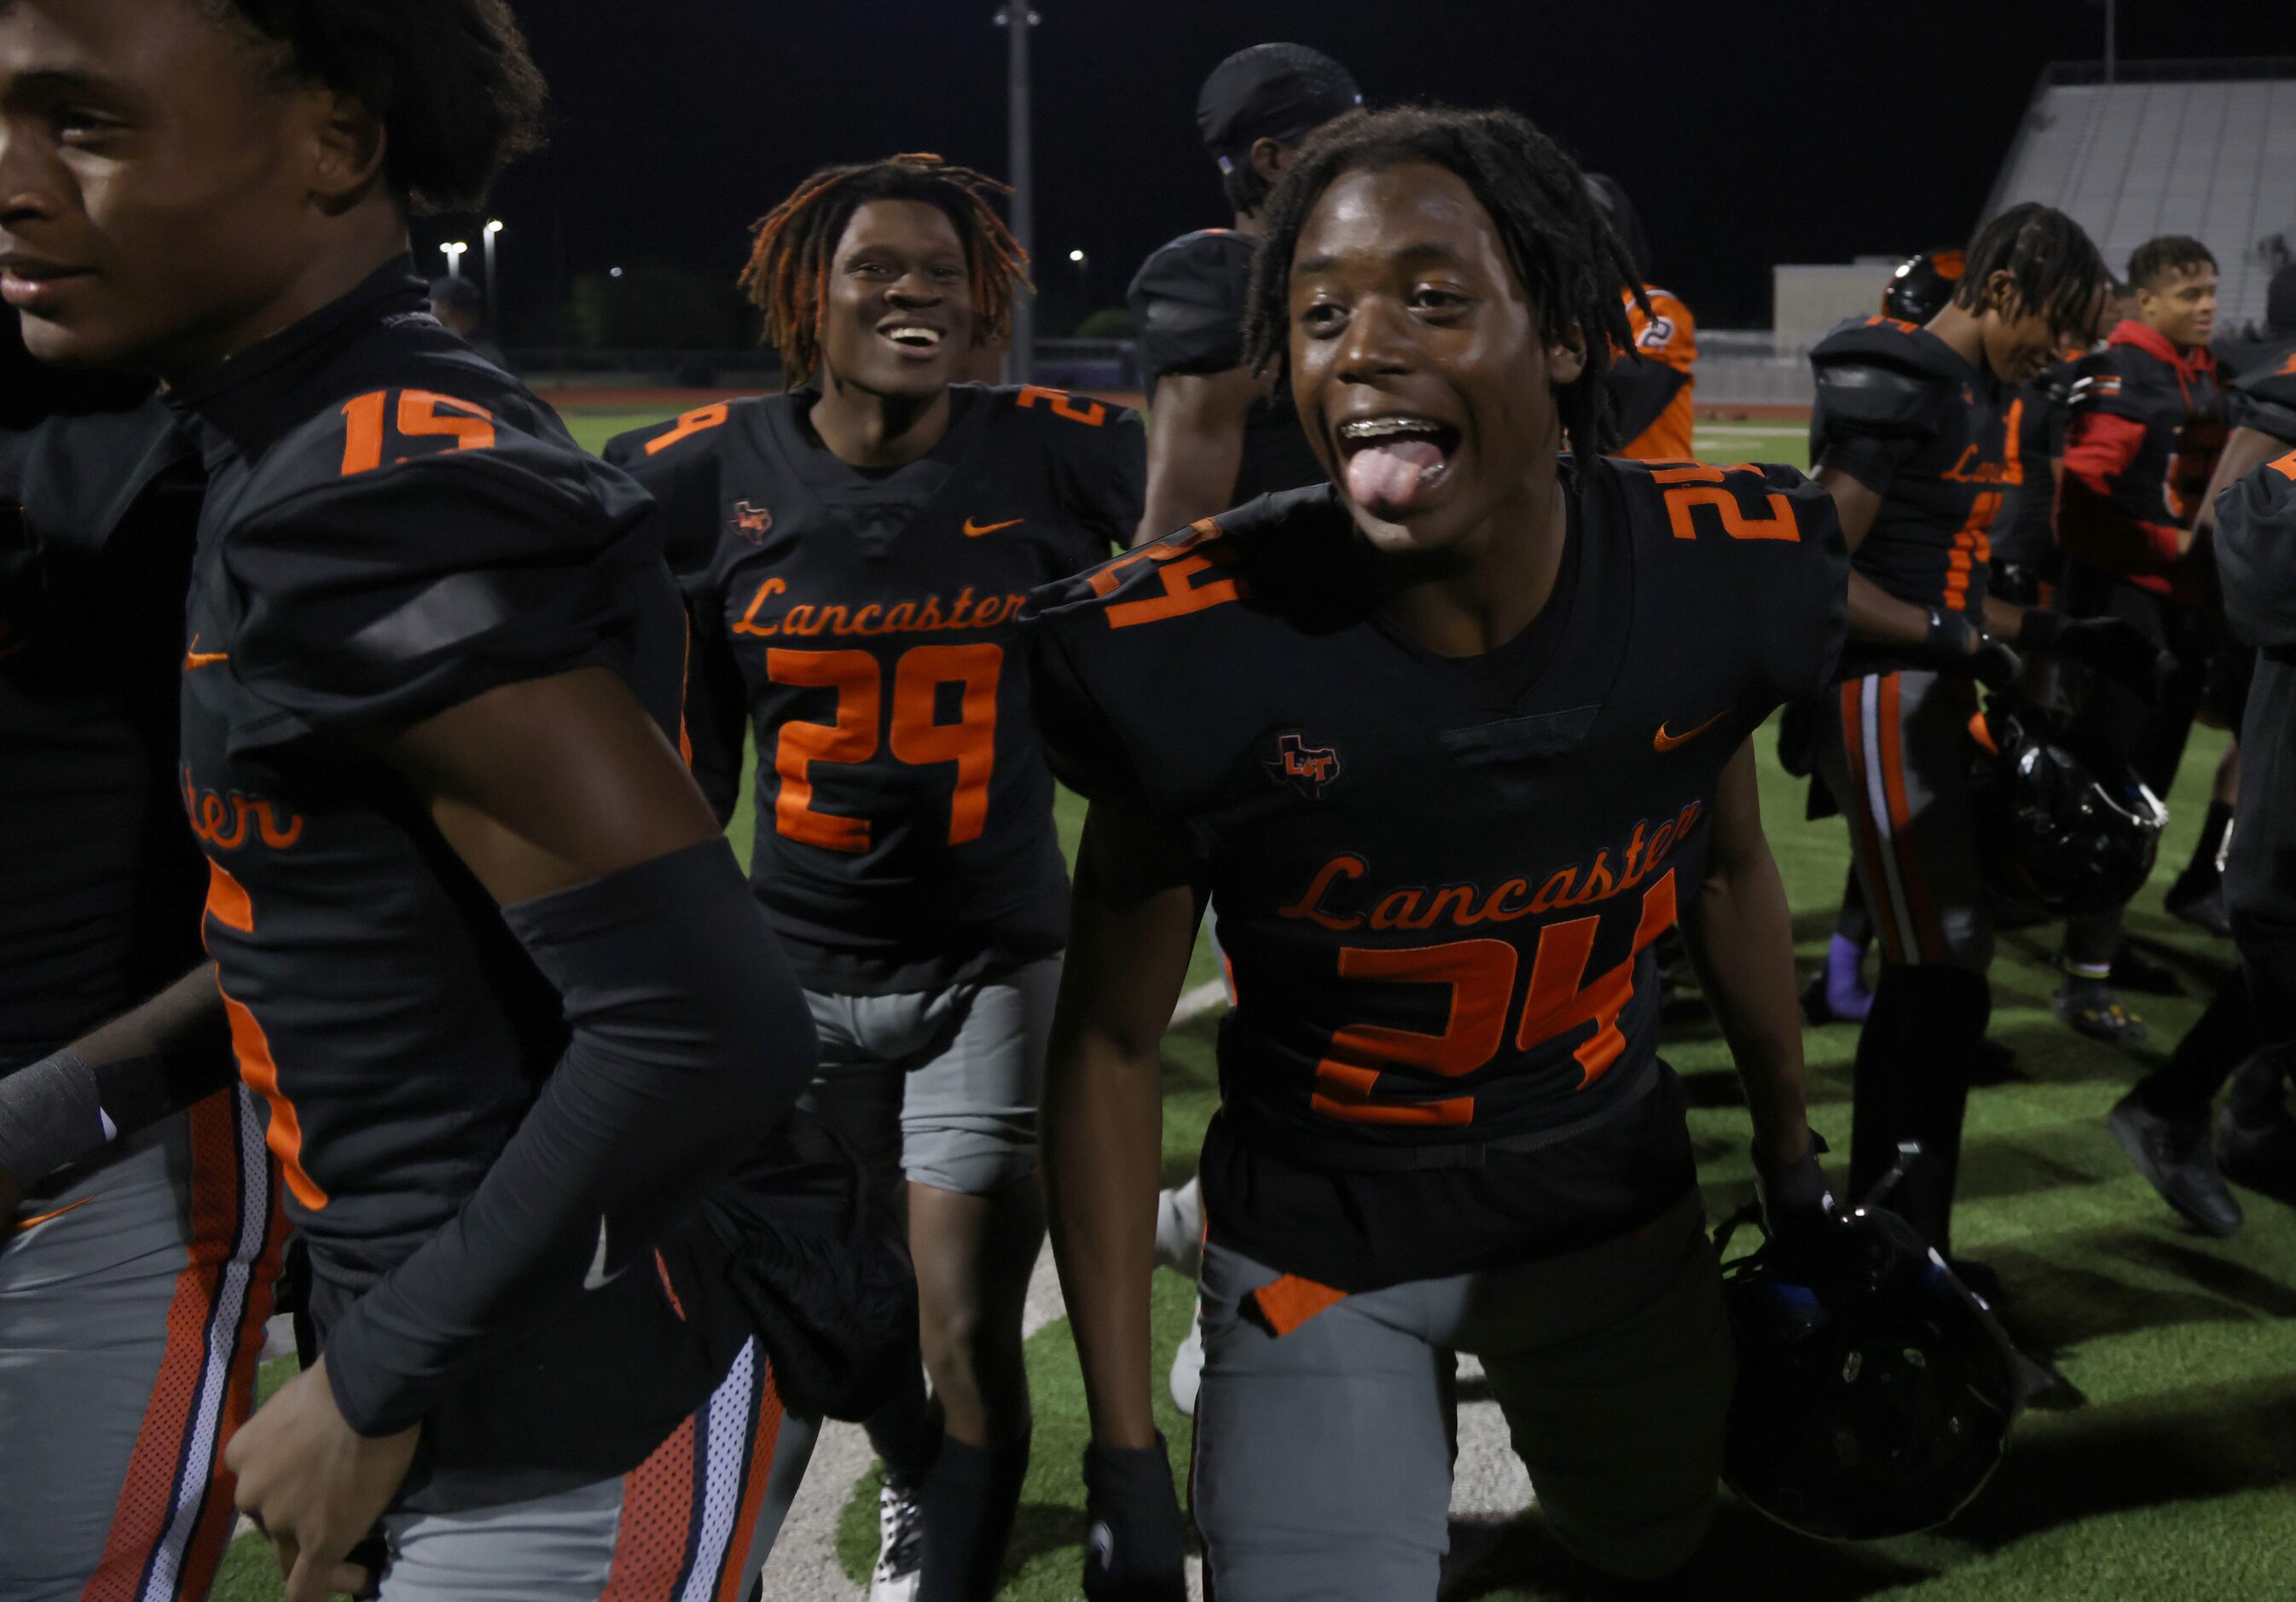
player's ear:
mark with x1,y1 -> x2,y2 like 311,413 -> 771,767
1981,267 -> 2021,320
1249,136 -> 1289,185
301,85 -> 390,218
1545,326 -> 1587,386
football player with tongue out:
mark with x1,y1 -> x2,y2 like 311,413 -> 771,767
1021,106 -> 1852,1600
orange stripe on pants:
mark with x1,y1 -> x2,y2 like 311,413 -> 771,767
600,1415 -> 700,1601
1838,679 -> 1906,966
1875,676 -> 1949,966
82,1093 -> 285,1602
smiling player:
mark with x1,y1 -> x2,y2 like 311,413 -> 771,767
0,3 -> 823,1597
1026,107 -> 1849,1599
608,154 -> 1143,1602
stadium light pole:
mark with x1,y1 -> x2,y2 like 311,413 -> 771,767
439,240 -> 467,281
483,220 -> 505,328
996,2 -> 1038,383
1070,248 -> 1088,318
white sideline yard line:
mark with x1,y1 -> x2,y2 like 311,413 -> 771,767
1171,979 -> 1229,1027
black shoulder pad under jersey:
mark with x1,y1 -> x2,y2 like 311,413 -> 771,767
1599,456 -> 1851,702
603,399 -> 755,576
2233,345 -> 2296,444
0,401 -> 192,559
2219,455 -> 2296,652
220,397 -> 665,749
1808,317 -> 1964,440
1128,229 -> 1256,381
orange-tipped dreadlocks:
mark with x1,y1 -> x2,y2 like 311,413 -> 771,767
739,153 -> 1033,386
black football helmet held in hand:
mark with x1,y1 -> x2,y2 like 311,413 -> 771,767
1881,249 -> 1967,325
1719,1202 -> 2022,1541
1967,694 -> 2167,920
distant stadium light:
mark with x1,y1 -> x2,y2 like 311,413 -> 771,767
439,240 -> 467,279
611,266 -> 624,279
482,222 -> 506,327
1069,249 -> 1085,263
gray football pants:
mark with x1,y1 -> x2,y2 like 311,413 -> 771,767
0,1089 -> 283,1602
801,957 -> 1058,1196
377,1337 -> 814,1602
1191,1189 -> 1733,1601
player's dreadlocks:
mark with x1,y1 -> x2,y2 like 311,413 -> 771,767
202,0 -> 548,213
1242,107 -> 1644,463
1951,203 -> 2113,342
740,154 -> 1031,386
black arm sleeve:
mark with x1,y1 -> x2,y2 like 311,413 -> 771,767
318,839 -> 816,1436
681,590 -> 751,827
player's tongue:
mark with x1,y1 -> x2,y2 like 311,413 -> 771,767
1344,438 -> 1445,517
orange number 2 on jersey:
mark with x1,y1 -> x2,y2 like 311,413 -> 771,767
1651,465 -> 1799,543
767,645 -> 1003,853
1311,869 -> 1679,1127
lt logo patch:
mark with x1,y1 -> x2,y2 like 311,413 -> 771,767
731,501 -> 773,543
1265,732 -> 1342,798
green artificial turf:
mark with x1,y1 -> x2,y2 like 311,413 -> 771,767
220,421 -> 2296,1599
561,409 -> 674,456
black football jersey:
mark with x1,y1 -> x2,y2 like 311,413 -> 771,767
1992,361 -> 2077,578
167,264 -> 683,1342
1810,317 -> 2017,647
1024,461 -> 1848,1290
2231,341 -> 2296,445
606,386 -> 1143,994
2218,451 -> 2296,947
1128,229 -> 1326,504
0,399 -> 205,1069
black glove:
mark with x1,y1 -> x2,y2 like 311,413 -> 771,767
1922,607 -> 2022,689
1083,1436 -> 1187,1601
1753,1130 -> 1841,1278
2020,610 -> 2166,699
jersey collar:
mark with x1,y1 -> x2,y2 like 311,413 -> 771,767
161,256 -> 432,460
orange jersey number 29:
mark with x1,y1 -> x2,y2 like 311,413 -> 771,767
767,644 -> 1000,853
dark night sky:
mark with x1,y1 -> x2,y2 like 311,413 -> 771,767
438,1 -> 2296,344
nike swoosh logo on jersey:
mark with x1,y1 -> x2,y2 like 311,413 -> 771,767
583,1218 -> 617,1291
13,1195 -> 97,1233
963,516 -> 1023,537
1654,709 -> 1727,752
183,634 -> 229,670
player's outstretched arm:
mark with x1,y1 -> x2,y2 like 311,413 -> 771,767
1043,798 -> 1201,1599
1679,739 -> 1838,1257
0,964 -> 239,1207
1135,368 -> 1260,545
227,665 -> 816,1601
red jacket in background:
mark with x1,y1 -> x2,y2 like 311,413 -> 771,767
2055,319 -> 2225,601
